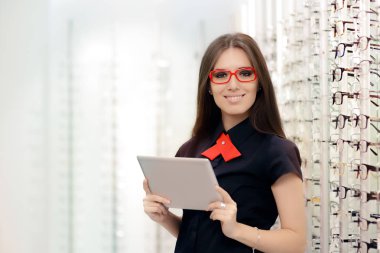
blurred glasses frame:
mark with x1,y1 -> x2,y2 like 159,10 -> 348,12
331,59 -> 380,81
333,37 -> 380,58
331,161 -> 350,176
331,67 -> 357,82
349,6 -> 379,19
341,139 -> 380,155
360,190 -> 380,203
333,42 -> 354,58
332,113 -> 351,129
332,91 -> 380,105
352,163 -> 380,180
353,36 -> 380,51
358,140 -> 380,153
353,216 -> 377,231
330,0 -> 346,12
331,233 -> 360,250
331,183 -> 361,199
354,239 -> 377,253
333,20 -> 356,37
311,234 -> 320,250
331,0 -> 378,13
351,113 -> 380,129
330,138 -> 353,152
332,91 -> 359,104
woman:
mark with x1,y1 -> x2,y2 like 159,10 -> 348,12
143,33 -> 306,253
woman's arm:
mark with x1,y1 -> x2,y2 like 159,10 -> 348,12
157,212 -> 182,238
233,173 -> 306,253
208,173 -> 306,253
143,179 -> 182,238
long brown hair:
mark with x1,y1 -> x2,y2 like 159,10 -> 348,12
192,33 -> 286,139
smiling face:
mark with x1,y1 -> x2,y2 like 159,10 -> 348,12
210,47 -> 259,130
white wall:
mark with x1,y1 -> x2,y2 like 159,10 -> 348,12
0,0 -> 49,253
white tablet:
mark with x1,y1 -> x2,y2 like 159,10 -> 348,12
137,155 -> 222,210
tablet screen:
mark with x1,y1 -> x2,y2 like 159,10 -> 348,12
137,155 -> 222,210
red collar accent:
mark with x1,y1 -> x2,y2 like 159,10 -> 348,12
201,133 -> 242,162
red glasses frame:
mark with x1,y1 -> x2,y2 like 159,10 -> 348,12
208,67 -> 257,84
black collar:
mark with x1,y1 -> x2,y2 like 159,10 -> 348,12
208,117 -> 256,147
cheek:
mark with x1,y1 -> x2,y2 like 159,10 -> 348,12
210,86 -> 223,97
247,88 -> 259,105
252,84 -> 260,97
248,93 -> 257,104
211,91 -> 226,108
248,85 -> 259,96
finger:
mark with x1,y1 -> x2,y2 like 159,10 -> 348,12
207,201 -> 226,211
209,208 -> 234,216
156,204 -> 168,215
143,200 -> 165,208
144,204 -> 168,215
143,179 -> 152,194
143,195 -> 171,205
210,211 -> 227,221
144,205 -> 168,215
215,185 -> 235,204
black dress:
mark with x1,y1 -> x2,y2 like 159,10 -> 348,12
174,118 -> 302,253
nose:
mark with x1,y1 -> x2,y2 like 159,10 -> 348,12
227,73 -> 239,90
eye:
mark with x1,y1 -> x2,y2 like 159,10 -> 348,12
213,71 -> 228,79
239,69 -> 254,77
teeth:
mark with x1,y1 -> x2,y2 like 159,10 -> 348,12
226,95 -> 244,102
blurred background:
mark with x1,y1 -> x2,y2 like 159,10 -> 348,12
2,0 -> 365,252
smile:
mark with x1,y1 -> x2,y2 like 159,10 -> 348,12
224,94 -> 245,103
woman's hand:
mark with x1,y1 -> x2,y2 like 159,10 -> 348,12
143,179 -> 171,224
207,185 -> 240,239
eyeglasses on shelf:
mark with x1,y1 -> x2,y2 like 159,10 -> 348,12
331,184 -> 361,199
333,38 -> 380,58
332,20 -> 356,37
351,113 -> 380,128
360,190 -> 380,203
354,239 -> 377,253
352,216 -> 378,231
352,163 -> 380,180
331,113 -> 380,129
332,91 -> 380,105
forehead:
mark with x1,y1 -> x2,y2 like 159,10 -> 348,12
214,47 -> 252,69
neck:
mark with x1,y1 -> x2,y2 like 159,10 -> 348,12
222,114 -> 248,131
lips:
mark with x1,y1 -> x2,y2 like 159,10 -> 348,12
224,94 -> 245,103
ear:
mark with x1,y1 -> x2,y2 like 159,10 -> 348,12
208,89 -> 213,95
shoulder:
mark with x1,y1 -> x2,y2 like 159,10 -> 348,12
261,134 -> 302,183
175,137 -> 199,157
264,135 -> 299,154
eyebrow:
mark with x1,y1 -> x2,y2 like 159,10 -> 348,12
212,66 -> 253,71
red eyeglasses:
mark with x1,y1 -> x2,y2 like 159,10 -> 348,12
209,67 -> 257,84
